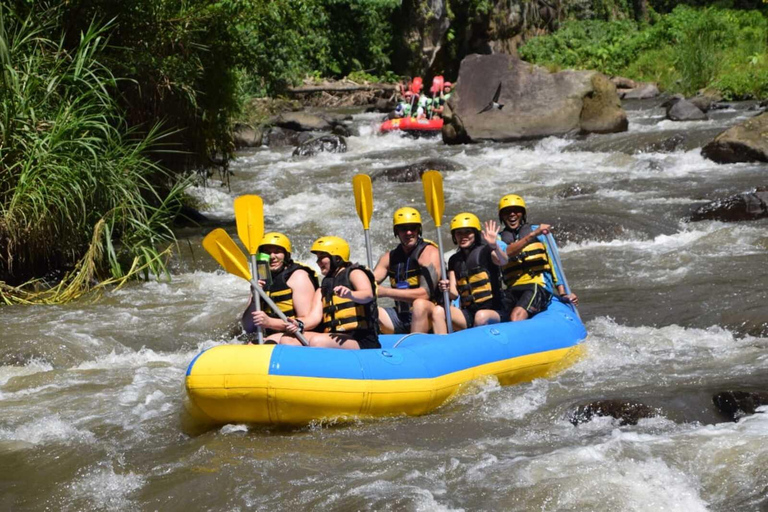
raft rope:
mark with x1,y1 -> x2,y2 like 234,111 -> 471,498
393,332 -> 420,348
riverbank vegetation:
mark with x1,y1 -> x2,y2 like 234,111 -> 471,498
520,5 -> 768,99
2,0 -> 766,303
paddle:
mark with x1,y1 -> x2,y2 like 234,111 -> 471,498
202,228 -> 309,346
543,231 -> 581,320
352,174 -> 374,270
234,195 -> 265,344
421,170 -> 453,333
428,75 -> 444,120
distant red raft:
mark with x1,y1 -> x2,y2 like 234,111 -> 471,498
379,117 -> 444,133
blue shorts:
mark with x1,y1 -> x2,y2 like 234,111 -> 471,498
383,307 -> 412,334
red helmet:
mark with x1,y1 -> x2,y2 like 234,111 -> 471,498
443,81 -> 452,89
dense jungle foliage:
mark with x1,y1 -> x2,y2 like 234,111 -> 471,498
1,0 -> 766,298
520,5 -> 768,98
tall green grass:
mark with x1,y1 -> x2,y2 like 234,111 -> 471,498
0,5 -> 188,294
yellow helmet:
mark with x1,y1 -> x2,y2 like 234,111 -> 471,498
450,212 -> 481,244
498,194 -> 527,223
392,207 -> 422,236
310,236 -> 350,263
498,194 -> 526,213
258,232 -> 292,254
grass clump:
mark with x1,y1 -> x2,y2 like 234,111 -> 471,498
520,5 -> 768,99
0,5 -> 188,299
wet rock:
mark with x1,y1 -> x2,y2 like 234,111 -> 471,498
701,112 -> 768,164
569,400 -> 659,426
368,98 -> 396,113
275,112 -> 332,132
371,158 -> 463,183
264,127 -> 303,147
318,112 -> 354,126
292,135 -> 347,157
688,91 -> 722,113
332,124 -> 351,137
611,76 -> 638,89
442,53 -> 627,144
713,391 -> 768,421
232,123 -> 262,148
581,74 -> 631,134
555,183 -> 597,198
620,83 -> 660,100
689,188 -> 768,222
666,98 -> 708,121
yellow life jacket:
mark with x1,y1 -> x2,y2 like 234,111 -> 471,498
450,242 -> 502,312
264,262 -> 319,320
500,226 -> 552,287
387,238 -> 438,313
321,264 -> 378,334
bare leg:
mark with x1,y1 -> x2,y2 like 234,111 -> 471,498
410,299 -> 435,333
510,307 -> 530,322
474,309 -> 501,327
303,332 -> 361,350
377,307 -> 395,334
432,305 -> 467,334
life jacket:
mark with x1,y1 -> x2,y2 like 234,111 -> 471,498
387,238 -> 437,314
499,225 -> 552,287
321,264 -> 378,334
450,241 -> 502,312
263,262 -> 319,323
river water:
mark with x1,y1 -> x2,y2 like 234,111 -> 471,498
1,99 -> 767,511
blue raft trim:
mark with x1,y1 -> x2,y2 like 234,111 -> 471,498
268,300 -> 585,381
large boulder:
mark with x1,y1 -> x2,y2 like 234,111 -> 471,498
371,158 -> 462,182
232,123 -> 262,148
666,97 -> 708,121
701,112 -> 768,164
620,83 -> 660,100
689,188 -> 768,222
442,54 -> 627,144
292,135 -> 347,157
274,112 -> 333,132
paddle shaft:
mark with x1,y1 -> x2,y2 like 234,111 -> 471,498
363,229 -> 374,270
247,255 -> 264,344
249,276 -> 309,346
435,225 -> 453,333
544,232 -> 580,320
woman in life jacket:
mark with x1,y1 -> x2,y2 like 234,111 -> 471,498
498,194 -> 579,321
373,207 -> 441,335
301,236 -> 380,350
242,232 -> 320,344
430,213 -> 507,334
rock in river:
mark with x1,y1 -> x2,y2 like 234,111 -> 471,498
371,158 -> 463,182
292,135 -> 347,157
442,53 -> 627,144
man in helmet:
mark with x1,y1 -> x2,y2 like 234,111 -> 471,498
431,81 -> 452,118
497,194 -> 579,322
430,213 -> 507,333
293,236 -> 380,349
373,207 -> 442,334
242,232 -> 320,343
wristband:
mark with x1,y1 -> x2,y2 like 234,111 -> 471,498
296,319 -> 305,333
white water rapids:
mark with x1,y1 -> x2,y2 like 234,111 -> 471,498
1,100 -> 767,511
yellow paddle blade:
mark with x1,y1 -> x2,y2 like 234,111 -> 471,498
352,174 -> 373,229
202,228 -> 252,281
233,195 -> 264,255
422,170 -> 445,227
